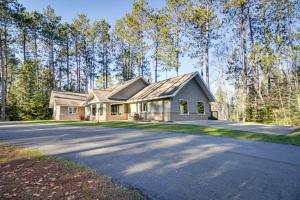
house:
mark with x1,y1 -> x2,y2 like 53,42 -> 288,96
49,91 -> 88,120
49,72 -> 215,122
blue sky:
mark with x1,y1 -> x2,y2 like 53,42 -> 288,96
19,0 -> 219,93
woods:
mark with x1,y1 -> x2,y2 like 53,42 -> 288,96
0,0 -> 299,125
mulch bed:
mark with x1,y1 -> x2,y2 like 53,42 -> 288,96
0,145 -> 145,200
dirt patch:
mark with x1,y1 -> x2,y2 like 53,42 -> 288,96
0,144 -> 145,200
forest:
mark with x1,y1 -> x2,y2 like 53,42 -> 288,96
0,0 -> 299,125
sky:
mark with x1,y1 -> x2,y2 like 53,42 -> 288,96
19,0 -> 219,93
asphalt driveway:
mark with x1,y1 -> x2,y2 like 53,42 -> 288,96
174,120 -> 297,135
1,122 -> 300,200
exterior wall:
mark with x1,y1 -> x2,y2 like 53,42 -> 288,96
105,102 -> 128,120
128,99 -> 171,122
170,78 -> 210,121
110,79 -> 148,100
54,106 -> 85,120
87,102 -> 128,121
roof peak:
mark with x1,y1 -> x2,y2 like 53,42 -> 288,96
154,72 -> 197,84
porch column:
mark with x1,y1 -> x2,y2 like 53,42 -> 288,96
96,103 -> 100,121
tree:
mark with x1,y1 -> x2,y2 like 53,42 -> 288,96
223,0 -> 249,122
42,6 -> 61,91
93,19 -> 112,88
163,0 -> 189,76
149,11 -> 168,82
187,0 -> 219,88
0,0 -> 19,120
114,14 -> 137,81
131,0 -> 151,77
72,14 -> 91,92
13,61 -> 50,120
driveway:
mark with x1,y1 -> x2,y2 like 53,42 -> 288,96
0,122 -> 300,200
174,120 -> 297,135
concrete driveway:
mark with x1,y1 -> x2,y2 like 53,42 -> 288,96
174,120 -> 297,135
0,122 -> 300,200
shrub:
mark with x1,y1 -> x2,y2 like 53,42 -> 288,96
208,116 -> 218,120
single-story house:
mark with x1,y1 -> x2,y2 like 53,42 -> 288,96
49,72 -> 215,122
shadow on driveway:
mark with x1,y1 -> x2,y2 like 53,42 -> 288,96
0,123 -> 300,200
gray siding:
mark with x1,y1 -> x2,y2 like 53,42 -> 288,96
171,78 -> 210,121
110,79 -> 148,100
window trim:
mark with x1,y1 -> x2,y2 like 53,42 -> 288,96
197,101 -> 205,115
179,99 -> 189,115
68,107 -> 78,115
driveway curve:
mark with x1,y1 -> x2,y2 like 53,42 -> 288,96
0,122 -> 300,200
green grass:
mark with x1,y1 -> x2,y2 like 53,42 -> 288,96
27,120 -> 300,146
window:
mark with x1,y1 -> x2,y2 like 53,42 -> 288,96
68,107 -> 78,115
197,102 -> 205,114
99,105 -> 103,116
111,104 -> 123,115
153,101 -> 162,113
140,102 -> 148,112
91,104 -> 96,116
179,100 -> 188,114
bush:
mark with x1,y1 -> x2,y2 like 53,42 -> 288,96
208,116 -> 218,120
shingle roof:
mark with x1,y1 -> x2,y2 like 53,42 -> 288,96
86,77 -> 149,103
128,72 -> 196,101
90,89 -> 121,102
51,72 -> 214,107
49,91 -> 88,107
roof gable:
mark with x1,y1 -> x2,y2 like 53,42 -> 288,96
128,72 -> 215,102
49,91 -> 88,108
49,72 -> 215,107
107,76 -> 149,100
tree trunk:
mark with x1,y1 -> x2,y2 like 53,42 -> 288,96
75,41 -> 80,92
66,39 -> 70,90
275,2 -> 287,122
23,30 -> 27,62
50,38 -> 55,90
154,40 -> 158,83
59,58 -> 62,90
205,3 -> 210,88
0,31 -> 6,120
176,27 -> 179,77
34,33 -> 39,92
105,47 -> 108,88
248,5 -> 258,118
102,50 -> 105,89
241,4 -> 247,123
199,28 -> 204,77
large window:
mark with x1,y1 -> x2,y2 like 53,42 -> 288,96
68,107 -> 78,115
179,100 -> 188,114
197,102 -> 205,114
111,104 -> 123,115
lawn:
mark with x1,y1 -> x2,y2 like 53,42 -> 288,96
0,143 -> 145,200
28,120 -> 300,146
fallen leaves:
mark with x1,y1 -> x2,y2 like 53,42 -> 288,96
0,144 -> 145,200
